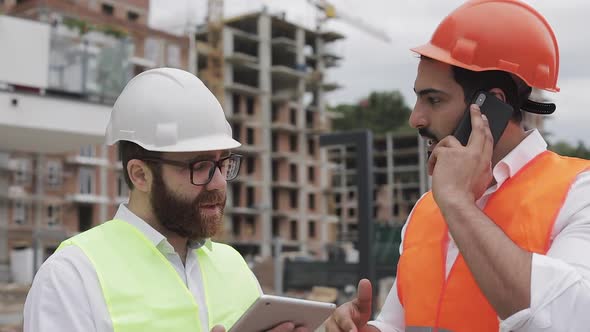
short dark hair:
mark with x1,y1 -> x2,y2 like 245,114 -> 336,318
451,66 -> 531,123
118,141 -> 162,190
420,55 -> 531,122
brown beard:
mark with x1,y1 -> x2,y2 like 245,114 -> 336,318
150,172 -> 226,241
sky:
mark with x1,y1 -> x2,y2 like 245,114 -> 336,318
149,0 -> 590,146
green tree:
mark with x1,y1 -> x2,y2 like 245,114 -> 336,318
331,91 -> 412,135
549,140 -> 590,160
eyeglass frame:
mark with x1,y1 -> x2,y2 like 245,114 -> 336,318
140,153 -> 243,186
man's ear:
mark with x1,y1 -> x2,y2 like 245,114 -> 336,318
127,159 -> 152,193
489,88 -> 507,103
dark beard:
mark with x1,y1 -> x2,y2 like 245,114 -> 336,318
150,173 -> 226,241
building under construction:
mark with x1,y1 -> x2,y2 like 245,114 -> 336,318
327,132 -> 429,242
195,9 -> 344,258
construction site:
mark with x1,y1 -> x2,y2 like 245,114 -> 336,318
0,0 -> 550,330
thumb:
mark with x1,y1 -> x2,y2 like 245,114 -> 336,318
210,325 -> 226,332
355,279 -> 372,317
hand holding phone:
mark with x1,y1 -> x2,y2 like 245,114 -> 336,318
453,91 -> 514,146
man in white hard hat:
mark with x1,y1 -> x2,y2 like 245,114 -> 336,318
24,68 -> 307,332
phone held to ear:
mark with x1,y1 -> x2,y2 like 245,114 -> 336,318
453,91 -> 514,146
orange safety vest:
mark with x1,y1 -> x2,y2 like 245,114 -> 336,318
397,151 -> 590,332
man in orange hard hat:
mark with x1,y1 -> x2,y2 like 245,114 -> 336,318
325,1 -> 590,331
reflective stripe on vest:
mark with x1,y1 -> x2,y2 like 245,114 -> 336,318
397,151 -> 590,332
58,219 -> 260,332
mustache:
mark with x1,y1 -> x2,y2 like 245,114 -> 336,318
418,128 -> 439,142
196,190 -> 225,205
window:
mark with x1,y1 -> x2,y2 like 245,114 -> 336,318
79,167 -> 94,195
308,221 -> 316,238
233,94 -> 241,114
232,183 -> 242,206
233,123 -> 242,141
290,220 -> 298,240
80,145 -> 95,158
47,205 -> 61,226
348,191 -> 355,199
271,103 -> 279,122
47,160 -> 62,188
166,44 -> 181,68
289,190 -> 298,208
271,160 -> 279,182
127,10 -> 139,22
272,189 -> 279,209
245,217 -> 255,235
117,173 -> 129,197
246,157 -> 255,175
101,3 -> 114,15
290,108 -> 297,125
348,208 -> 355,217
308,166 -> 315,183
289,164 -> 297,182
246,128 -> 255,145
14,159 -> 30,185
334,193 -> 341,203
271,133 -> 278,152
145,38 -> 163,65
246,96 -> 255,115
335,208 -> 341,215
246,186 -> 255,207
272,218 -> 280,237
14,201 -> 27,225
307,138 -> 315,156
232,216 -> 240,236
306,110 -> 314,128
308,193 -> 315,210
289,135 -> 298,152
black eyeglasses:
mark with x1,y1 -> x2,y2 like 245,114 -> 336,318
141,154 -> 242,186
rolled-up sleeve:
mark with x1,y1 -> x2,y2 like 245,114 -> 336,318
500,171 -> 590,331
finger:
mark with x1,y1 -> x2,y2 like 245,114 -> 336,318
267,322 -> 295,332
355,279 -> 372,316
210,325 -> 226,332
294,326 -> 310,332
332,306 -> 358,332
481,114 -> 494,161
427,147 -> 438,176
467,104 -> 485,148
324,318 -> 346,332
437,135 -> 462,148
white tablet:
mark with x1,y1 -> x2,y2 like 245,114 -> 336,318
229,294 -> 336,332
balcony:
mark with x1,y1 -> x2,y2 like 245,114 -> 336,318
66,155 -> 109,167
65,193 -> 109,204
0,16 -> 121,153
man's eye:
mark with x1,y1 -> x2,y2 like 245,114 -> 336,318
427,96 -> 441,105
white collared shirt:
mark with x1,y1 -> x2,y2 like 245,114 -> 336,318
23,204 -> 261,332
369,129 -> 590,332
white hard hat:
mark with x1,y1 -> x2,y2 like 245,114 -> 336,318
105,67 -> 240,152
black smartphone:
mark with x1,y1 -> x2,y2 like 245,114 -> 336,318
453,91 -> 514,146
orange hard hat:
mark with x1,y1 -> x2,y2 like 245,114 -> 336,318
412,0 -> 560,93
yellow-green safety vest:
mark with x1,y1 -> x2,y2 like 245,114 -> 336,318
58,219 -> 260,332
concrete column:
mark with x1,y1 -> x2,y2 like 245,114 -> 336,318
33,153 -> 44,274
295,28 -> 307,253
0,152 -> 9,264
257,12 -> 272,258
223,28 -> 235,115
315,35 -> 329,255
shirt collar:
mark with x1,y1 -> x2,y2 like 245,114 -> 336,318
113,204 -> 212,251
492,129 -> 547,186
